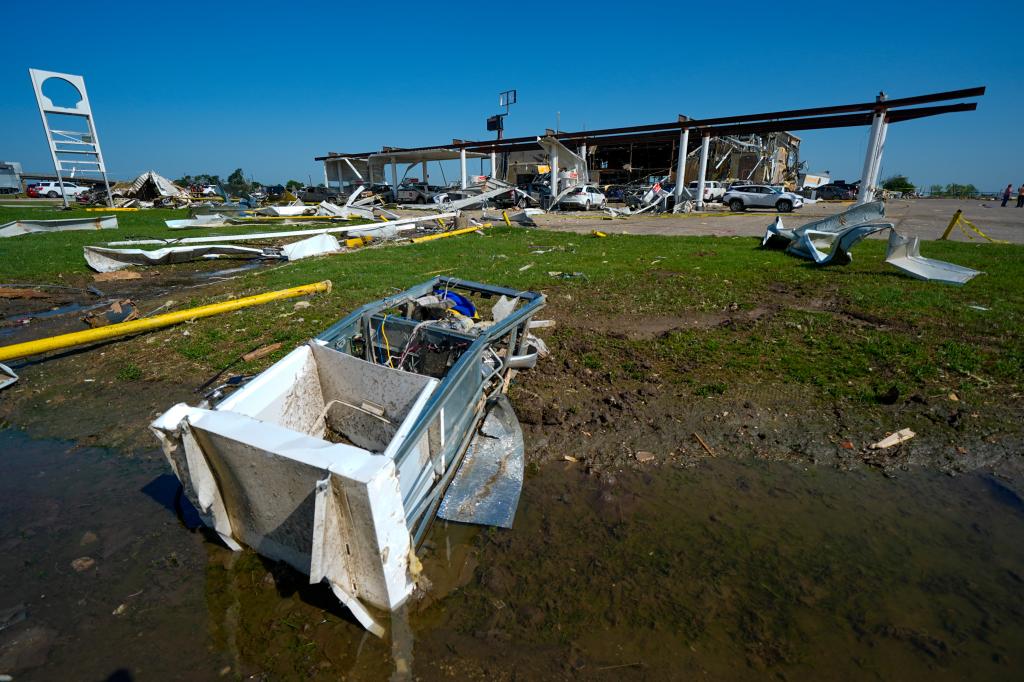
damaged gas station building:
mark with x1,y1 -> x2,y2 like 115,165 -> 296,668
317,86 -> 985,210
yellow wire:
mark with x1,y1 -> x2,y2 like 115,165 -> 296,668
381,313 -> 394,367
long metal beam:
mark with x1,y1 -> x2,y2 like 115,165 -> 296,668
316,87 -> 984,161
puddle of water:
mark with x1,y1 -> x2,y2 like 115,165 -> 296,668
0,301 -> 110,338
2,429 -> 1023,680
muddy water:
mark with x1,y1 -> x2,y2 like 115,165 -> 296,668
1,429 -> 1023,680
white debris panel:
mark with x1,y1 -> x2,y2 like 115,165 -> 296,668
84,244 -> 277,272
281,234 -> 342,261
0,215 -> 117,238
152,342 -> 439,635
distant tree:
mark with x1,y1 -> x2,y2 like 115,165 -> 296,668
928,184 -> 945,196
226,168 -> 250,195
945,183 -> 978,198
882,174 -> 915,193
285,179 -> 303,191
175,173 -> 221,187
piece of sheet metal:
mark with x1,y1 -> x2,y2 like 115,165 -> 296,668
281,234 -> 341,261
437,395 -> 524,529
84,244 -> 277,272
0,363 -> 17,390
885,231 -> 981,284
0,215 -> 117,238
762,200 -> 886,250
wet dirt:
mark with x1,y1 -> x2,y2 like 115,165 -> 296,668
3,428 -> 1023,680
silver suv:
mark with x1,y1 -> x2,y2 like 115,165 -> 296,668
721,185 -> 804,213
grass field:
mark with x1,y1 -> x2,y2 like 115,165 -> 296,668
1,203 -> 1022,459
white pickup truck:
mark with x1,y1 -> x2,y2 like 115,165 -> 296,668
687,180 -> 725,203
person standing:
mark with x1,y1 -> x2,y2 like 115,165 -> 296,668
1002,183 -> 1013,207
1017,183 -> 1024,208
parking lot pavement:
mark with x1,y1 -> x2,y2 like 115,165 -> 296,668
503,198 -> 1024,244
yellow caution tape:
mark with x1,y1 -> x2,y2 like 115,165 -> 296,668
940,209 -> 1007,243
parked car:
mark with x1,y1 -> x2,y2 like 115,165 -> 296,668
557,184 -> 606,210
815,184 -> 856,200
396,182 -> 444,204
298,186 -> 340,203
687,180 -> 725,202
31,181 -> 90,198
722,185 -> 804,212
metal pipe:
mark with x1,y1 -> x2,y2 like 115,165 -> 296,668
410,224 -> 491,243
459,148 -> 467,189
0,281 -> 332,363
695,133 -> 710,211
674,128 -> 689,204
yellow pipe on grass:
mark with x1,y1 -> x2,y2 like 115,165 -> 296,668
0,280 -> 332,363
411,224 -> 491,244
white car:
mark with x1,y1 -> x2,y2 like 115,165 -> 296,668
34,181 -> 90,198
687,180 -> 725,202
558,184 -> 606,210
396,183 -> 442,204
722,185 -> 804,213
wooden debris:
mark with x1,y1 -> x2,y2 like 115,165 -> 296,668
0,287 -> 49,299
635,450 -> 656,463
242,342 -> 283,362
869,428 -> 915,450
692,432 -> 715,456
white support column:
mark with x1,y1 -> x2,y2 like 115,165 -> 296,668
459,148 -> 467,189
674,128 -> 689,205
391,158 -> 398,201
580,143 -> 587,183
421,161 -> 428,184
322,162 -> 329,188
549,148 -> 559,205
490,151 -> 497,179
857,93 -> 887,205
856,114 -> 883,205
868,118 -> 889,197
695,132 -> 710,211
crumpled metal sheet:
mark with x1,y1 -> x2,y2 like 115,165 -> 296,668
84,244 -> 277,272
0,363 -> 17,391
760,200 -> 981,283
0,215 -> 117,238
885,231 -> 981,285
281,234 -> 341,261
437,395 -> 524,529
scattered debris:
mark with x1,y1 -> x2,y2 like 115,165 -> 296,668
82,299 -> 138,328
548,271 -> 587,280
242,342 -> 283,363
0,215 -> 117,238
70,557 -> 96,572
635,450 -> 656,463
111,171 -> 192,207
591,230 -> 607,238
150,278 -> 547,635
870,428 -> 916,450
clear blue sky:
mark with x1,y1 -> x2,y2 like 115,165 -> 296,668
2,1 -> 1020,191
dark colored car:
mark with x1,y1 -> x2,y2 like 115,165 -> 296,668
816,184 -> 856,200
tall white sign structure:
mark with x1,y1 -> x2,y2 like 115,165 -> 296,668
28,69 -> 113,208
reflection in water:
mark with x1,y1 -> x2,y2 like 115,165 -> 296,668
2,428 -> 1023,680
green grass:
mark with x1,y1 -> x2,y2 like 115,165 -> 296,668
2,204 -> 1022,405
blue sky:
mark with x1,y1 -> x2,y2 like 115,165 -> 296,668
2,1 -> 1019,191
